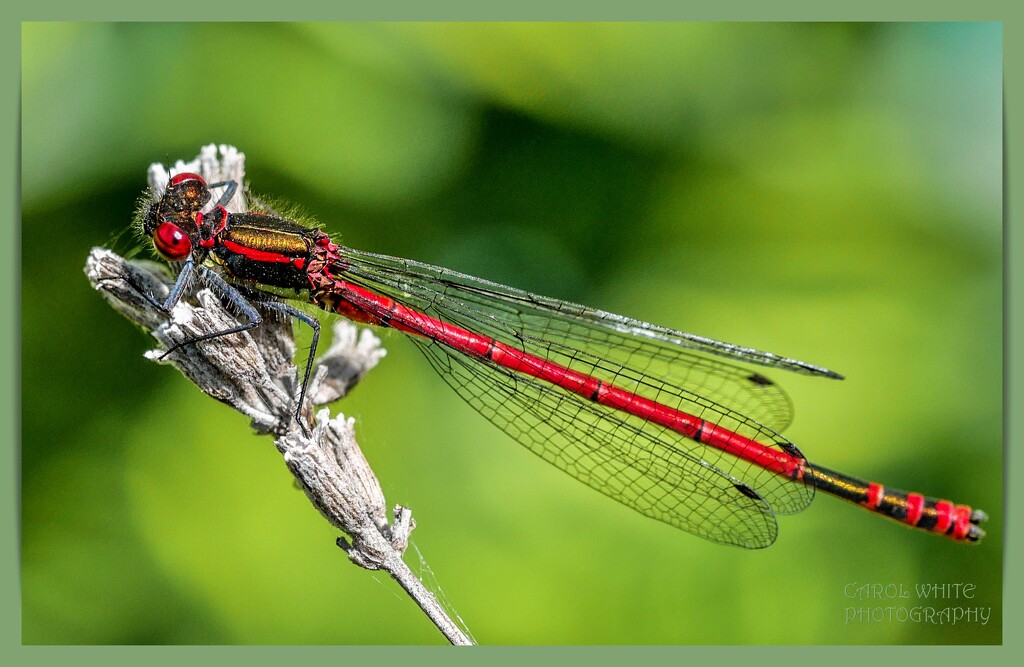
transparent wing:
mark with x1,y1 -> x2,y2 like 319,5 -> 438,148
335,247 -> 832,547
410,333 -> 780,547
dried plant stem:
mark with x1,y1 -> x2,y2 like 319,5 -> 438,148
84,146 -> 472,645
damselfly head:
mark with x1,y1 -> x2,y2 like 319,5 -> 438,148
141,172 -> 214,261
142,172 -> 211,230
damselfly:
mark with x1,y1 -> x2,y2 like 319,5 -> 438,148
120,167 -> 987,549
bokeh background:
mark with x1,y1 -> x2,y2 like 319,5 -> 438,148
22,23 -> 1001,644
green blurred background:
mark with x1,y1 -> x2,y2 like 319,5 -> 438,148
21,23 -> 1001,644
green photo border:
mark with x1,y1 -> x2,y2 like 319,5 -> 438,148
5,1 -> 1017,665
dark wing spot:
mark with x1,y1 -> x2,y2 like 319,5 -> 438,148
778,441 -> 803,458
734,484 -> 763,501
748,373 -> 773,386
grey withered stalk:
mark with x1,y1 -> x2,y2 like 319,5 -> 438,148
84,145 -> 473,646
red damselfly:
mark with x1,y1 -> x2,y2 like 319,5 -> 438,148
120,167 -> 987,549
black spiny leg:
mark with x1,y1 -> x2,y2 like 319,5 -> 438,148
158,266 -> 264,359
256,300 -> 321,433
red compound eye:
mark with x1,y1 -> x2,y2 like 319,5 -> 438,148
153,222 -> 193,261
169,172 -> 206,187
